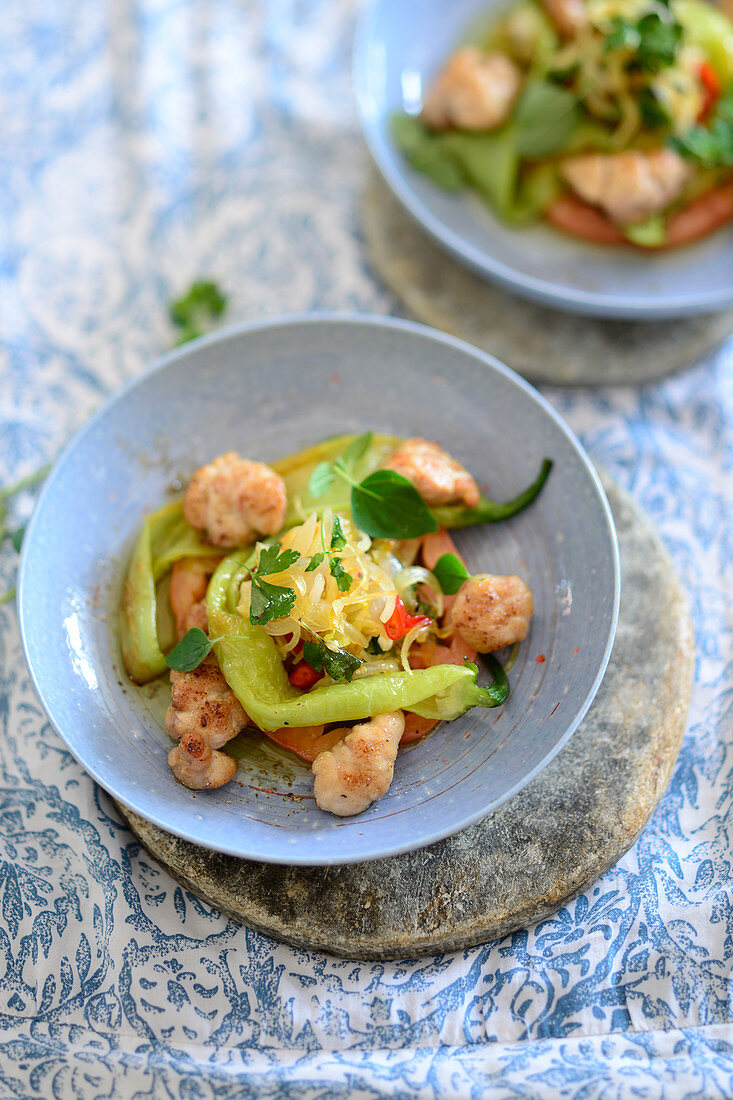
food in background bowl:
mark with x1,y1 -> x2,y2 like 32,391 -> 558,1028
392,0 -> 733,248
120,432 -> 552,817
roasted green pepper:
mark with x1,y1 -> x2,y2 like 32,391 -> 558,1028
120,501 -> 221,683
431,457 -> 553,528
121,433 -> 549,687
206,554 -> 508,732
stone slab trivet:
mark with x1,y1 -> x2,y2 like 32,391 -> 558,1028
118,478 -> 693,959
363,172 -> 733,386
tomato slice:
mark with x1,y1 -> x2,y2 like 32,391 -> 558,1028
288,661 -> 323,689
698,61 -> 721,121
665,180 -> 733,248
401,713 -> 438,743
546,195 -> 626,245
385,596 -> 432,641
262,724 -> 343,763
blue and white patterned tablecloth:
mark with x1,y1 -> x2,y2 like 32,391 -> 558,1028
1,2 -> 732,1096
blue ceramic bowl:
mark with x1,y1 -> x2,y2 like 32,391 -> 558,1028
354,0 -> 733,319
19,315 -> 619,865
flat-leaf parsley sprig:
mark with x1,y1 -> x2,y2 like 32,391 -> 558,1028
168,540 -> 301,670
245,542 -> 301,626
169,280 -> 228,346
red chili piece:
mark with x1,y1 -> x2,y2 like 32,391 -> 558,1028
384,596 -> 432,641
288,662 -> 323,689
698,61 -> 721,121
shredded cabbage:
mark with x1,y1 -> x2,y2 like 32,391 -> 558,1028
237,509 -> 435,677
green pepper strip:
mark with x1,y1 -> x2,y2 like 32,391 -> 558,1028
207,554 -> 509,732
430,458 -> 553,530
279,434 -> 551,532
119,501 -> 222,683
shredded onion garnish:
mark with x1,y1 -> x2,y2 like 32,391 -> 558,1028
237,509 -> 441,677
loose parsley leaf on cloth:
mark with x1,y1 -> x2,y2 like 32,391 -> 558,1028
433,553 -> 470,595
514,80 -> 581,157
250,577 -> 297,625
302,639 -> 362,683
169,280 -> 228,346
0,463 -> 51,602
351,470 -> 438,540
166,627 -> 215,671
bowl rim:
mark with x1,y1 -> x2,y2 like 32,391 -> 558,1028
18,311 -> 621,864
352,0 -> 733,321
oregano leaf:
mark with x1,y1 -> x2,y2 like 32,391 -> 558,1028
166,628 -> 214,671
432,553 -> 470,595
350,470 -> 438,539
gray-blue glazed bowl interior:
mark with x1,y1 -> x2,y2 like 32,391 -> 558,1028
19,315 -> 619,865
354,0 -> 733,319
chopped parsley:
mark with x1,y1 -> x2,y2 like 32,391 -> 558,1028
247,541 -> 300,626
169,280 -> 228,346
672,87 -> 733,167
302,639 -> 362,683
329,556 -> 353,593
605,10 -> 682,74
330,516 -> 347,550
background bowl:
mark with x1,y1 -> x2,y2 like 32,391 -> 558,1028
354,0 -> 733,319
19,314 -> 619,865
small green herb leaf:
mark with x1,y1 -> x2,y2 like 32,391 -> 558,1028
514,80 -> 580,158
255,543 -> 300,576
671,90 -> 733,166
433,553 -> 470,595
329,557 -> 353,593
250,577 -> 297,625
366,637 -> 383,655
341,431 -> 374,471
638,86 -> 670,129
305,552 -> 325,572
302,639 -> 362,683
309,461 -> 336,499
351,470 -> 438,539
330,516 -> 347,550
169,280 -> 228,345
391,114 -> 466,191
11,527 -> 25,553
166,627 -> 214,671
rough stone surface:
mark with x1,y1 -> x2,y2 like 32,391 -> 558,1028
118,478 -> 694,959
362,173 -> 733,386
